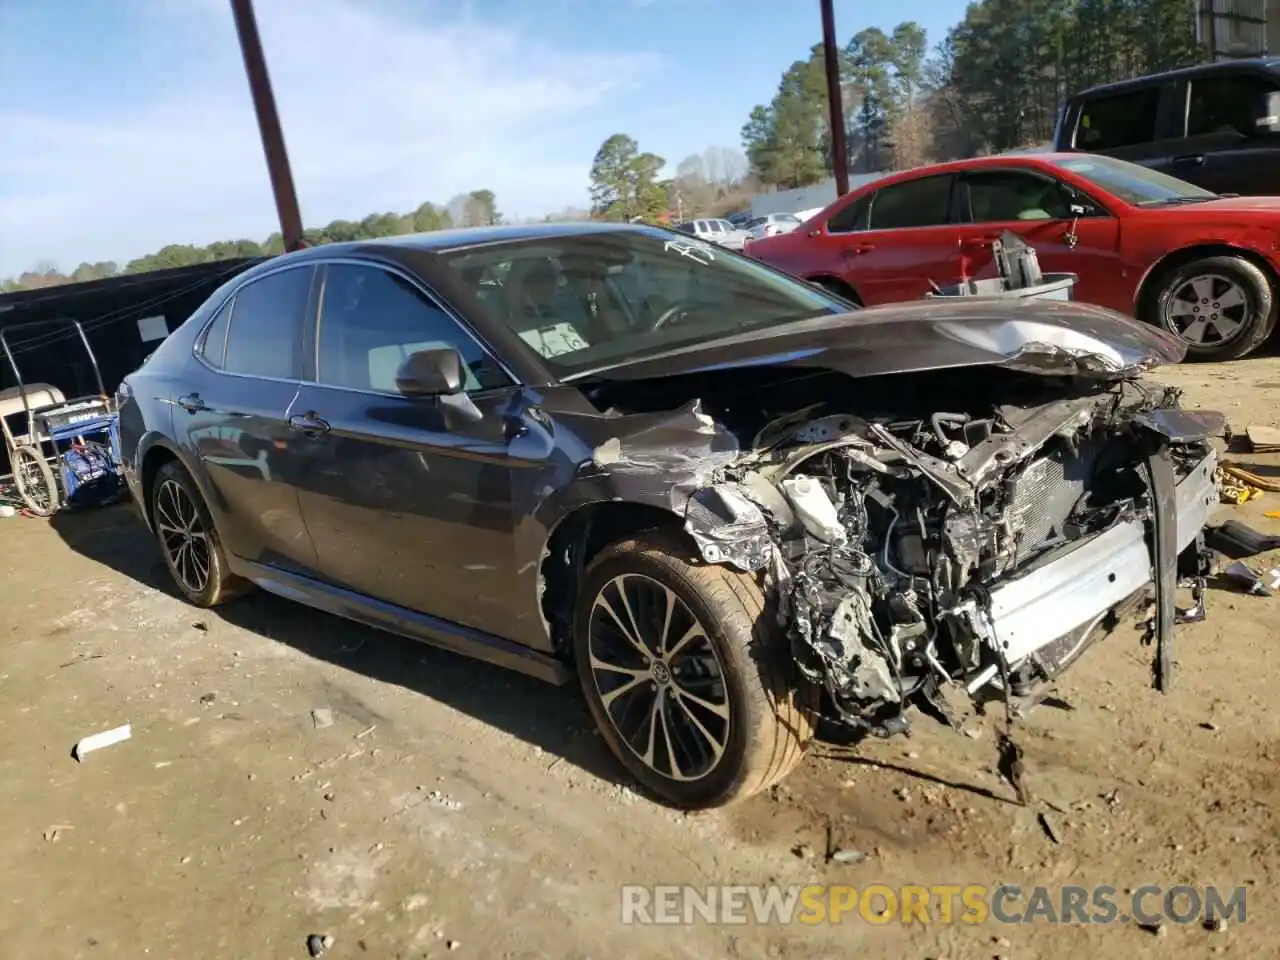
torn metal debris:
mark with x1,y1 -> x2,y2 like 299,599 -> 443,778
658,369 -> 1219,743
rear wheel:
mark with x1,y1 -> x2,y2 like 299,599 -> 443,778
574,531 -> 816,809
1149,255 -> 1276,361
150,460 -> 249,607
12,445 -> 58,517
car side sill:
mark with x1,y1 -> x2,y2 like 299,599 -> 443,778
228,559 -> 572,685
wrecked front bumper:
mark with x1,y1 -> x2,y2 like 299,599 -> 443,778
983,450 -> 1218,666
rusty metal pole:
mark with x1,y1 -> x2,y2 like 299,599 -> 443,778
229,0 -> 305,252
820,0 -> 850,196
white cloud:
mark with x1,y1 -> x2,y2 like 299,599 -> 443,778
0,0 -> 658,275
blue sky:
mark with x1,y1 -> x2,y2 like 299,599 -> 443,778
0,0 -> 966,276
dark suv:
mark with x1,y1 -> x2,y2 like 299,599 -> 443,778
1054,58 -> 1280,195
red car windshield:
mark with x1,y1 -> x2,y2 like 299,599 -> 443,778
1051,155 -> 1218,206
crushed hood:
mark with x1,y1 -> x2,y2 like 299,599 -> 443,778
570,298 -> 1187,383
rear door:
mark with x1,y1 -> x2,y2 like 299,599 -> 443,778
817,173 -> 962,304
289,260 -> 533,641
180,264 -> 319,573
952,167 -> 1126,310
1179,71 -> 1280,195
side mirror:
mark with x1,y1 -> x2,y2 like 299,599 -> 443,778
1255,90 -> 1280,133
395,346 -> 465,397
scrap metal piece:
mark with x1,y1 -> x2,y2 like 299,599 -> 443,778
683,483 -> 773,571
1143,442 -> 1178,693
1222,560 -> 1273,597
997,729 -> 1031,806
1132,408 -> 1225,443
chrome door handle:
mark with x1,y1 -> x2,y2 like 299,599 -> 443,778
177,393 -> 206,413
288,413 -> 330,436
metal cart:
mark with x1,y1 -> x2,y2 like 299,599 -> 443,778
928,231 -> 1077,302
0,319 -> 123,517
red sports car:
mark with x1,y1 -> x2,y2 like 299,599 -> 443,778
745,152 -> 1280,361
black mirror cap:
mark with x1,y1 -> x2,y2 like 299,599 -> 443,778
395,346 -> 465,397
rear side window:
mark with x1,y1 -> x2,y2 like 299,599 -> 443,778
1187,74 -> 1278,138
1075,87 -> 1161,150
199,300 -> 233,368
866,175 -> 954,230
223,266 -> 313,380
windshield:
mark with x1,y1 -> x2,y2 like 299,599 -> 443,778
1051,154 -> 1217,205
440,227 -> 847,378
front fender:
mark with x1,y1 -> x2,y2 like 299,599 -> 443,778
1131,233 -> 1280,313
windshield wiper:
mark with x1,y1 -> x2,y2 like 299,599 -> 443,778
1136,195 -> 1219,206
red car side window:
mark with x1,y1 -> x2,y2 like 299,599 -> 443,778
827,194 -> 870,234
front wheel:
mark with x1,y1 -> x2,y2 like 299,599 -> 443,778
573,531 -> 816,809
810,276 -> 861,307
1149,255 -> 1276,361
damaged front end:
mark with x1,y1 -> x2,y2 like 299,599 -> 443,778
682,377 -> 1220,741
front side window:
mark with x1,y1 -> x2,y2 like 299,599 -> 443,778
222,266 -> 313,379
440,228 -> 845,377
867,175 -> 954,230
1187,74 -> 1277,139
316,263 -> 508,394
963,171 -> 1075,222
1075,87 -> 1161,150
1051,154 -> 1216,205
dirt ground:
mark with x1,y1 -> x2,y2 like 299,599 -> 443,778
1,354 -> 1277,960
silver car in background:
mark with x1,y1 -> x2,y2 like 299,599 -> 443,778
673,218 -> 749,251
743,212 -> 802,242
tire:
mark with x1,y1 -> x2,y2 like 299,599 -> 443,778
12,445 -> 59,516
1148,255 -> 1276,361
573,530 -> 816,809
150,460 -> 249,607
811,276 -> 861,306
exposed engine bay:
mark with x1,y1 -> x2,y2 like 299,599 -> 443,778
584,364 -> 1220,741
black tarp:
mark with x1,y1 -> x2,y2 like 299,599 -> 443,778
0,258 -> 259,475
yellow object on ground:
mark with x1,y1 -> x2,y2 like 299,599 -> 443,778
1217,466 -> 1263,504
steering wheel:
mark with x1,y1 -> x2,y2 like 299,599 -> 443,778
647,299 -> 701,332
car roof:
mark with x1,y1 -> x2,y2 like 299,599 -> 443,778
282,221 -> 658,261
837,153 -> 1078,194
1069,56 -> 1280,100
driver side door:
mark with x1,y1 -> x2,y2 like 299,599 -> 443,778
289,260 -> 533,642
951,168 -> 1126,312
